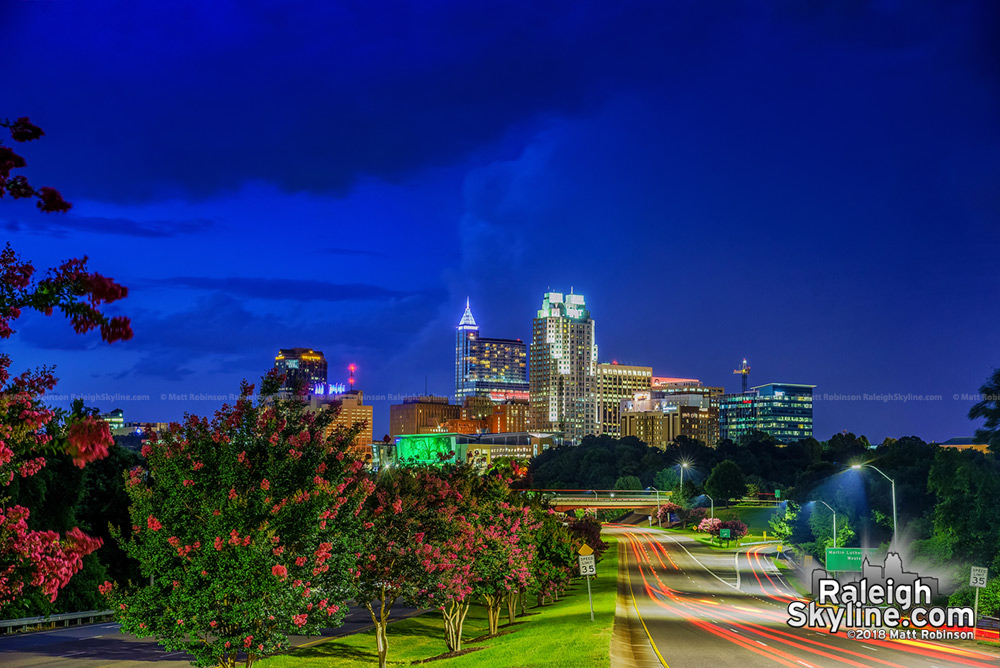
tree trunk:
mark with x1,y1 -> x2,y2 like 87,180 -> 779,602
506,590 -> 518,625
365,591 -> 396,668
537,593 -> 544,608
482,593 -> 501,635
441,600 -> 470,652
520,588 -> 527,616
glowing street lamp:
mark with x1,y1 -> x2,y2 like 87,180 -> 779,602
818,500 -> 837,548
851,464 -> 897,550
679,461 -> 690,497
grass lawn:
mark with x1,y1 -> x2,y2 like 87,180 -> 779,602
711,506 -> 776,535
260,537 -> 619,668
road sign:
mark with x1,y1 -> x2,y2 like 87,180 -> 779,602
775,489 -> 781,499
719,528 -> 731,539
826,547 -> 865,572
578,554 -> 596,576
970,566 -> 989,588
578,544 -> 594,556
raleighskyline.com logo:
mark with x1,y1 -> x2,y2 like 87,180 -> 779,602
786,553 -> 976,640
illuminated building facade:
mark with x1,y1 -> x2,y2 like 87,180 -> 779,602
489,400 -> 529,433
719,383 -> 814,444
528,290 -> 598,443
455,299 -> 528,402
307,390 -> 374,460
389,396 -> 461,437
100,408 -> 125,430
621,409 -> 682,449
382,432 -> 559,470
624,379 -> 723,446
274,348 -> 327,394
597,362 -> 652,437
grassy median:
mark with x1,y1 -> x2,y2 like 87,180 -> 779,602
260,536 -> 619,668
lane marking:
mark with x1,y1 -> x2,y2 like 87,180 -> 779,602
623,539 -> 670,667
660,534 -> 739,591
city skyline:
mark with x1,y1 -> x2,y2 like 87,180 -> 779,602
3,2 -> 998,444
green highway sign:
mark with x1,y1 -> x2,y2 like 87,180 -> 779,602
719,528 -> 731,539
826,547 -> 865,572
775,489 -> 781,499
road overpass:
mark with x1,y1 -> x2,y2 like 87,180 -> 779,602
529,489 -> 671,513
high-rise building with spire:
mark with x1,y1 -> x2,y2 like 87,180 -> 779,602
454,298 -> 528,403
528,290 -> 598,443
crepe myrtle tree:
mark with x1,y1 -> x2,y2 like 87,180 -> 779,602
470,502 -> 539,636
409,515 -> 479,654
103,372 -> 373,668
350,467 -> 475,668
0,114 -> 131,611
528,506 -> 577,608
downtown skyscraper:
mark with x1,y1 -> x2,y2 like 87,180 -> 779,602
454,299 -> 528,402
529,290 -> 598,443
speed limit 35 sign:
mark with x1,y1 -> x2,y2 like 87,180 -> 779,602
578,554 -> 596,576
970,566 -> 988,588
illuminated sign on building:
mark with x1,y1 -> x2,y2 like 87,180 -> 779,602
312,383 -> 347,395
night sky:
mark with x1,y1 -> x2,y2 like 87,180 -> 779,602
3,1 -> 998,443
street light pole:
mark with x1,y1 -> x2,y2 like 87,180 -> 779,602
648,487 -> 661,526
705,494 -> 714,521
851,464 -> 897,550
679,462 -> 689,500
818,500 -> 837,548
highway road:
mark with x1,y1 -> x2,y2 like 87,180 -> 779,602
607,525 -> 1000,668
0,603 -> 421,668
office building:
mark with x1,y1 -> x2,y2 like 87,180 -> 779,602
528,290 -> 598,443
623,379 -> 723,446
99,408 -> 125,430
274,348 -> 327,394
389,396 -> 461,437
597,362 -> 652,437
455,299 -> 529,403
719,382 -> 814,444
621,408 -> 682,449
307,390 -> 374,460
489,400 -> 529,433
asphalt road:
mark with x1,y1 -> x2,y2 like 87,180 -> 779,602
0,603 -> 421,668
607,525 -> 1000,668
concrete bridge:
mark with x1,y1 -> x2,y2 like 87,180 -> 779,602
527,489 -> 672,513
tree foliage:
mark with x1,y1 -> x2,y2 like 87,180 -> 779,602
704,459 -> 746,506
969,368 -> 1000,454
0,116 -> 132,612
105,373 -> 372,668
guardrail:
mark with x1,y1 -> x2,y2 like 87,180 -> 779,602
0,609 -> 114,635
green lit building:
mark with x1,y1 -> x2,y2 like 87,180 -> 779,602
719,383 -> 814,444
380,432 -> 559,470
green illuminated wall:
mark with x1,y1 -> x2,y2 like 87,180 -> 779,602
394,434 -> 461,466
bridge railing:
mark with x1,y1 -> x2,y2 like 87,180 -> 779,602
0,609 -> 113,635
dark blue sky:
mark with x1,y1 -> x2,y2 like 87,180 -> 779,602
3,1 -> 998,442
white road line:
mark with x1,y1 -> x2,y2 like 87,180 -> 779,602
756,640 -> 767,646
863,645 -> 878,651
662,534 -> 740,591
